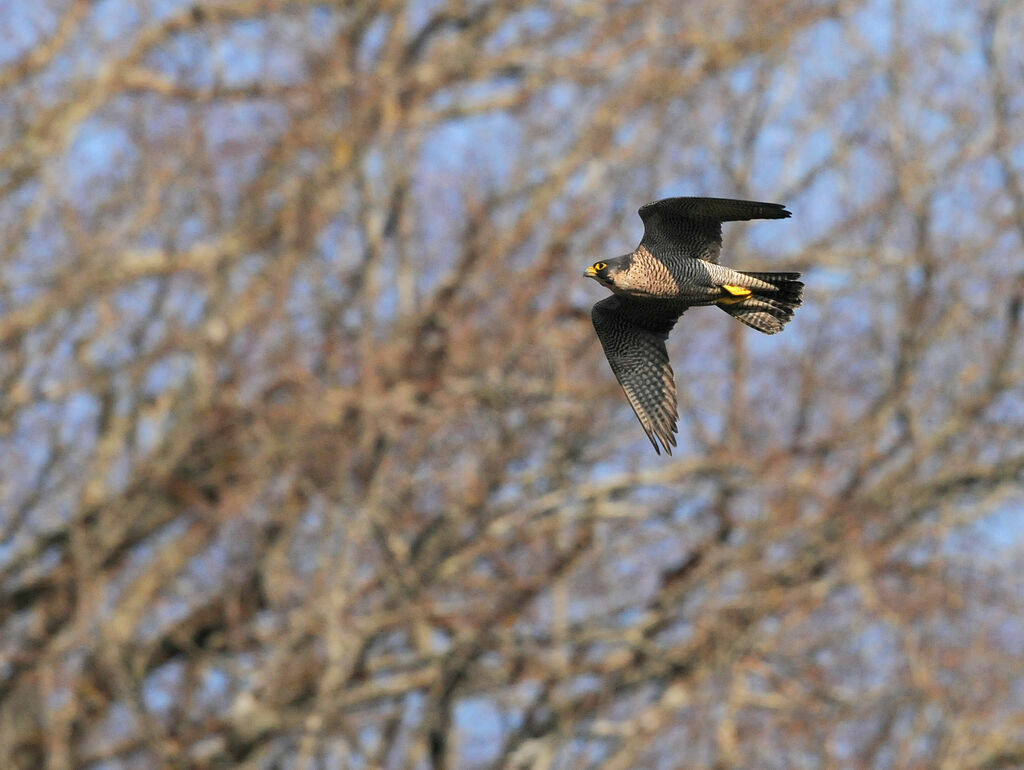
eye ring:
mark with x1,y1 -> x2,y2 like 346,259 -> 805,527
592,262 -> 607,271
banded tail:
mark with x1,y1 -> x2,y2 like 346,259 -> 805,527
718,271 -> 803,335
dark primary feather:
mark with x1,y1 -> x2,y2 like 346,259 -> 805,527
591,296 -> 687,455
639,196 -> 791,223
638,196 -> 792,263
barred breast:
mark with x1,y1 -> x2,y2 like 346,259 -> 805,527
614,245 -> 717,301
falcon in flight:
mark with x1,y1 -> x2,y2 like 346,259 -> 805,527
584,196 -> 802,455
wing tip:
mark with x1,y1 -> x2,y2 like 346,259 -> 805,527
646,426 -> 678,456
745,200 -> 792,220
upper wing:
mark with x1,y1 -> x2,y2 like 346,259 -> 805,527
637,196 -> 791,263
591,295 -> 686,455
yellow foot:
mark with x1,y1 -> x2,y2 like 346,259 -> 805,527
717,284 -> 752,305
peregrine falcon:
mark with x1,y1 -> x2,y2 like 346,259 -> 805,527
584,196 -> 802,455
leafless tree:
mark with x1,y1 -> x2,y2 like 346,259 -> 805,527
2,1 -> 1024,768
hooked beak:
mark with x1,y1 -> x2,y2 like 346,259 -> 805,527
583,266 -> 597,278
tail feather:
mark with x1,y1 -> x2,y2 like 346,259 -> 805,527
720,271 -> 803,335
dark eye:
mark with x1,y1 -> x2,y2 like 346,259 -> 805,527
593,262 -> 606,271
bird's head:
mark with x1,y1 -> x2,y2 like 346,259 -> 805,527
583,256 -> 628,287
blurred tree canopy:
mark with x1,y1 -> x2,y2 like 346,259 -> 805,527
2,0 -> 1024,768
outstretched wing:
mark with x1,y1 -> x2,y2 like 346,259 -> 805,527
638,196 -> 791,263
591,295 -> 686,455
